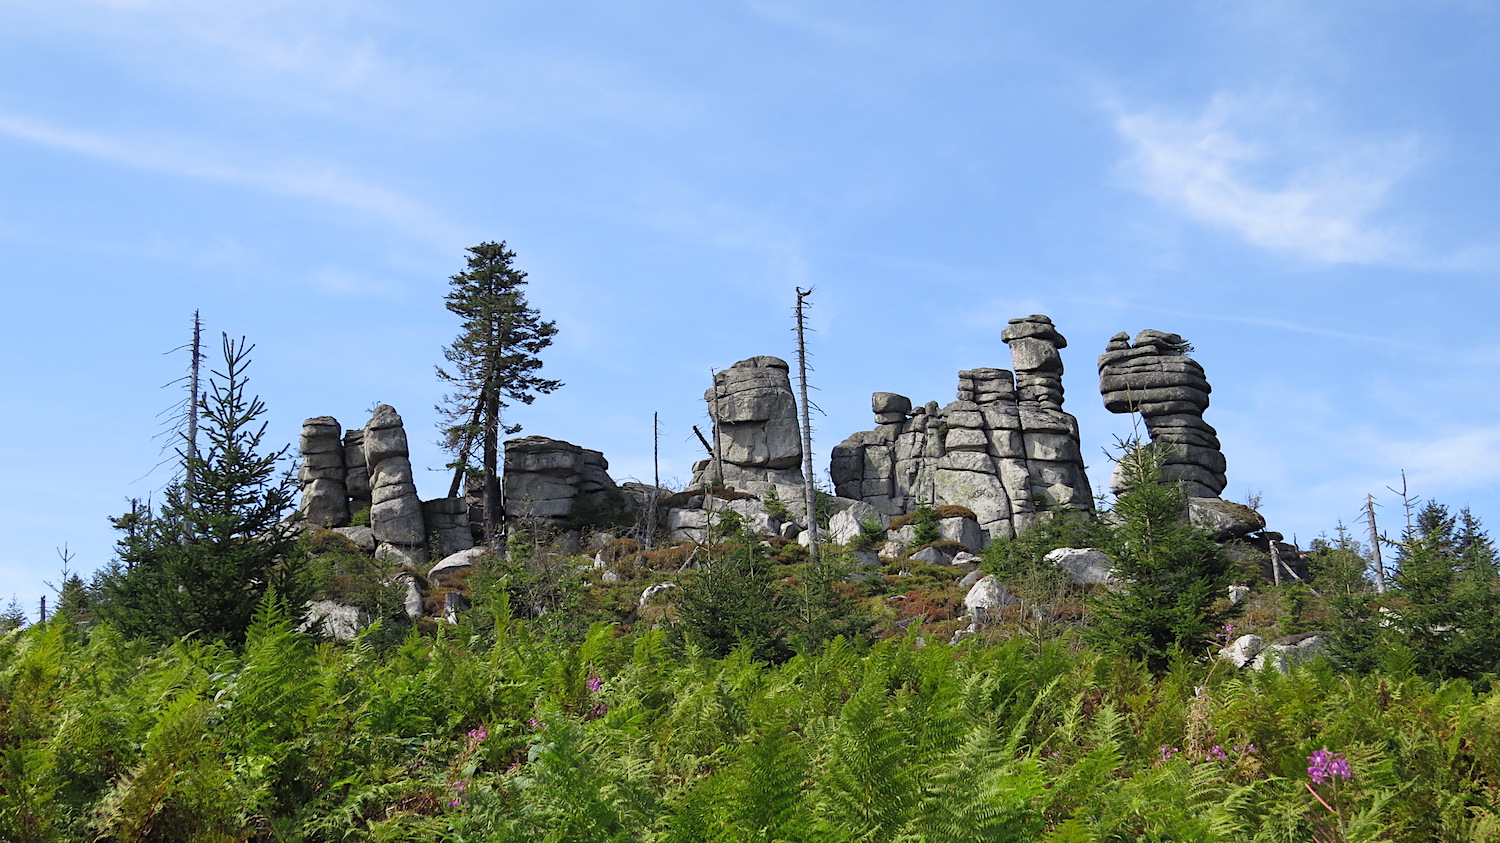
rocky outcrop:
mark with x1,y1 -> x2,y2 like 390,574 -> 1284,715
1098,330 -> 1226,498
504,436 -> 623,527
298,417 -> 351,527
363,405 -> 428,566
830,315 -> 1094,542
691,356 -> 804,487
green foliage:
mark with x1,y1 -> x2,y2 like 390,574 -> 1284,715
8,603 -> 1500,839
349,505 -> 372,528
92,334 -> 304,647
674,527 -> 790,662
1087,444 -> 1236,672
908,504 -> 941,547
1381,502 -> 1499,682
847,518 -> 887,552
435,241 -> 561,537
1307,523 -> 1373,596
761,486 -> 792,524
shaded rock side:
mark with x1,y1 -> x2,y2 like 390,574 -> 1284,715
1098,330 -> 1227,498
691,356 -> 805,488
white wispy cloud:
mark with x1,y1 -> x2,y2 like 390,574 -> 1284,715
1113,93 -> 1417,264
0,111 -> 465,247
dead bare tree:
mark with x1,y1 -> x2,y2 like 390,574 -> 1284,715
1364,493 -> 1388,593
794,287 -> 819,562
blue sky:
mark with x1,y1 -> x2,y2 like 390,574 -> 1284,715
3,1 -> 1498,617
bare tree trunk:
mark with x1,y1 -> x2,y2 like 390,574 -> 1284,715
483,380 -> 502,547
447,387 -> 487,499
182,310 -> 201,545
1366,494 -> 1387,593
645,411 -> 660,550
795,287 -> 818,561
709,369 -> 724,486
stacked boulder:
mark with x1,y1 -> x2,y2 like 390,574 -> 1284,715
1002,316 -> 1095,516
298,417 -> 351,527
1097,330 -> 1225,497
830,315 -> 1094,542
363,405 -> 428,566
503,436 -> 623,527
690,356 -> 804,488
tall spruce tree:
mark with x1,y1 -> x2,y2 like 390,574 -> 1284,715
436,242 -> 560,544
1386,502 -> 1500,680
1086,443 -> 1236,672
94,334 -> 302,645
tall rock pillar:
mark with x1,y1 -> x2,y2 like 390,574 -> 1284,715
298,417 -> 351,527
1002,315 -> 1095,517
363,404 -> 429,566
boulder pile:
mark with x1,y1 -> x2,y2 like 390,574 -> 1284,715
831,315 -> 1094,542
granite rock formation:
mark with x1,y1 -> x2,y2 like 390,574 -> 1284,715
690,356 -> 804,488
363,404 -> 429,566
503,436 -> 623,527
830,315 -> 1094,541
1098,330 -> 1226,498
298,417 -> 350,527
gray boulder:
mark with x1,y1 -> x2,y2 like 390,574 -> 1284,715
301,600 -> 369,641
1252,633 -> 1329,672
828,501 -> 890,545
1218,634 -> 1265,668
1044,547 -> 1117,587
332,525 -> 377,551
1188,497 -> 1267,540
963,575 -> 1019,624
430,546 -> 487,579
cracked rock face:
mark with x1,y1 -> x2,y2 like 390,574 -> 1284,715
1098,330 -> 1227,498
691,356 -> 805,488
830,314 -> 1094,543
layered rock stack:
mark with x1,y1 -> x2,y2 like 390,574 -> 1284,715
690,356 -> 805,488
1002,315 -> 1095,516
362,405 -> 428,566
298,417 -> 351,527
503,436 -> 623,527
830,315 -> 1094,541
1097,330 -> 1226,498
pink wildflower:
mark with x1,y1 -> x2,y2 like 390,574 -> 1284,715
1307,748 -> 1352,785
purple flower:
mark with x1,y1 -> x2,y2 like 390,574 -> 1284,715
1307,748 -> 1352,785
1159,745 -> 1179,762
528,717 -> 547,730
468,727 -> 488,742
453,780 -> 466,792
1205,745 -> 1228,761
447,798 -> 461,808
586,676 -> 604,693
